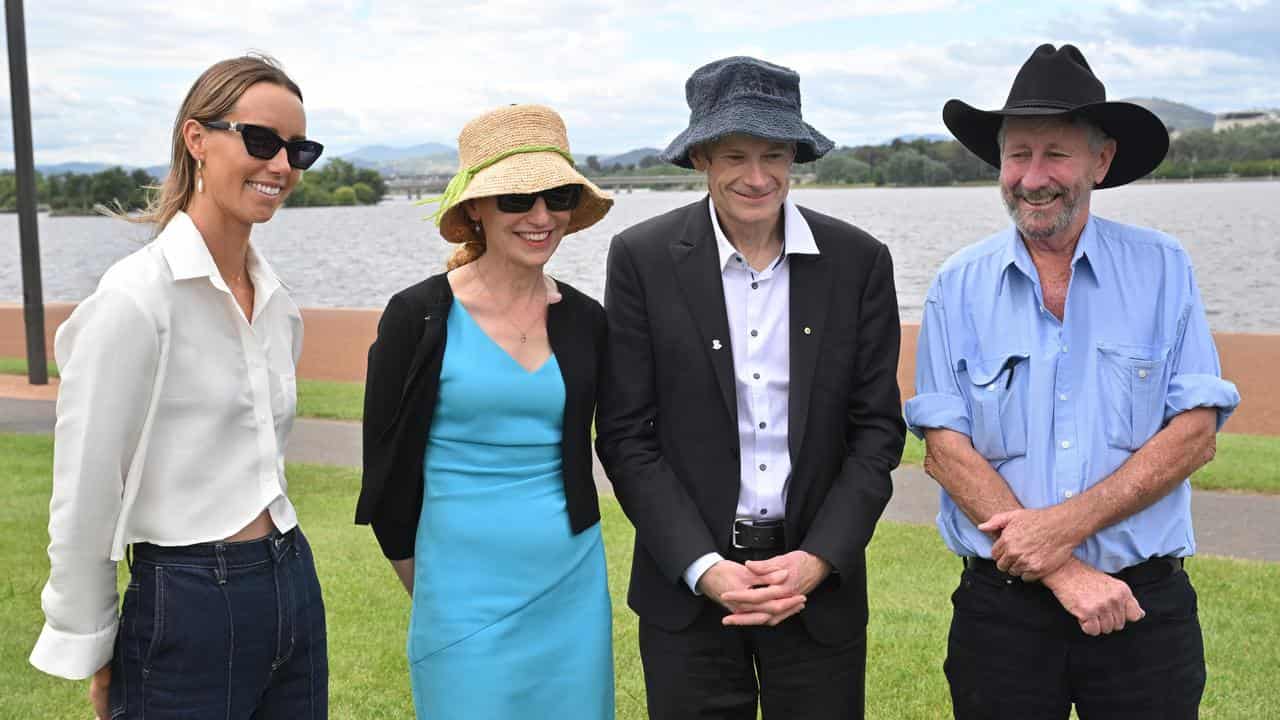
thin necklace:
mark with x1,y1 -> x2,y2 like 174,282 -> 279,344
473,262 -> 545,344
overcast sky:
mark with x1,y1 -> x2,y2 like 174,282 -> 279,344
2,0 -> 1278,167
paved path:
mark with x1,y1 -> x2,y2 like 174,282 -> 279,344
4,399 -> 1277,563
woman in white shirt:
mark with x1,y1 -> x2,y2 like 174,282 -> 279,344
29,55 -> 328,719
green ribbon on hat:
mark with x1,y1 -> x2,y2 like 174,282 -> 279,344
418,144 -> 576,225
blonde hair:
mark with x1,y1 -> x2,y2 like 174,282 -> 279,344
116,54 -> 303,229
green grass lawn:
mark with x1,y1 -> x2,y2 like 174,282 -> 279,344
3,352 -> 1279,494
0,356 -> 58,379
296,379 -> 365,421
3,433 -> 1278,718
4,349 -> 1280,496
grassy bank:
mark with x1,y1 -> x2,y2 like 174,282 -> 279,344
0,356 -> 58,379
285,382 -> 1280,495
3,359 -> 1278,494
2,433 -> 1278,718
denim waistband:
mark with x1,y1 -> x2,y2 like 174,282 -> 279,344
132,527 -> 298,568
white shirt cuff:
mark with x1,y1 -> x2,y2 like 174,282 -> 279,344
683,552 -> 725,595
30,620 -> 117,680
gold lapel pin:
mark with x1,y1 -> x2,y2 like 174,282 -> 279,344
803,326 -> 812,335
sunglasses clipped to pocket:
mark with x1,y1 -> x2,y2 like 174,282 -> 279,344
201,120 -> 324,170
495,184 -> 583,213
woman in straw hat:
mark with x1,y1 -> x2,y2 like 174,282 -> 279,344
30,55 -> 328,718
357,104 -> 615,717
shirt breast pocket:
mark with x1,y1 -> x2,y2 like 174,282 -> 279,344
956,352 -> 1030,462
1096,342 -> 1170,451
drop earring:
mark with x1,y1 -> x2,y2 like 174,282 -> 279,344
196,159 -> 204,193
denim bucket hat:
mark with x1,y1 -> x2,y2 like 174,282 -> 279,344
660,56 -> 834,169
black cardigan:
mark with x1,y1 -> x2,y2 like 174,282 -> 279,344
355,273 -> 606,560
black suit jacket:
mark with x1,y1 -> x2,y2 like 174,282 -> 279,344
595,197 -> 906,645
356,273 -> 605,559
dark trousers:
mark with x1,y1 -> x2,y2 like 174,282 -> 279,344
945,562 -> 1205,720
108,527 -> 328,719
638,548 -> 866,720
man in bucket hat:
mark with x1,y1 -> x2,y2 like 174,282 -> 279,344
906,44 -> 1240,718
597,56 -> 906,719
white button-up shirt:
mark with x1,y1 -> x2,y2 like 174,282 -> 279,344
30,211 -> 302,679
682,196 -> 819,592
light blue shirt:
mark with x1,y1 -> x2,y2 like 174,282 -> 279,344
904,214 -> 1240,572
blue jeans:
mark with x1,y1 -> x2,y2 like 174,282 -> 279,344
108,527 -> 328,719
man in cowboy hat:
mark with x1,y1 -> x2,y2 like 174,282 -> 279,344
906,43 -> 1240,718
596,56 -> 906,719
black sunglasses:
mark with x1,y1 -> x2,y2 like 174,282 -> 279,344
200,120 -> 324,170
495,184 -> 583,213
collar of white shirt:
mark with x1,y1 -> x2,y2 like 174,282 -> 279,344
709,194 -> 820,272
158,210 -> 287,308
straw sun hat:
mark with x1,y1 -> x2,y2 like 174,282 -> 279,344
428,104 -> 613,245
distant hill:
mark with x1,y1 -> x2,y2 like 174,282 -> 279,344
599,147 -> 661,166
887,133 -> 950,144
32,162 -> 169,179
36,162 -> 114,175
336,143 -> 457,175
1120,98 -> 1214,132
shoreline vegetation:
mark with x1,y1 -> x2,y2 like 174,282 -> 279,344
4,124 -> 1277,213
576,123 -> 1280,187
1,358 -> 1276,495
0,159 -> 387,216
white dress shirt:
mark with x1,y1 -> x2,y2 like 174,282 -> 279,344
30,211 -> 302,679
682,196 -> 819,592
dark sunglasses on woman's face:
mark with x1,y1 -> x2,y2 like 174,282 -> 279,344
495,184 -> 583,213
200,120 -> 324,170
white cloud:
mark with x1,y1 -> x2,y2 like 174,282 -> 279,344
1,0 -> 1278,167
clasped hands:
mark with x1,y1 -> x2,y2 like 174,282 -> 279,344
979,506 -> 1144,637
697,550 -> 830,627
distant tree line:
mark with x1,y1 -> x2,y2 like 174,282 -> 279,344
578,139 -> 1001,187
574,123 -> 1280,188
580,154 -> 698,177
811,138 -> 998,186
1152,124 -> 1280,179
285,159 -> 387,207
1,167 -> 156,214
2,158 -> 389,215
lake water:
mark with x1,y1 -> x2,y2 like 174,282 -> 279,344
3,181 -> 1277,332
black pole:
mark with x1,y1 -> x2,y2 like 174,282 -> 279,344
5,0 -> 48,385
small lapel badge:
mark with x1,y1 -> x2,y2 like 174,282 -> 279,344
803,326 -> 812,335
712,339 -> 723,350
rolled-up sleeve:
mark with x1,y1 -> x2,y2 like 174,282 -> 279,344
905,282 -> 971,439
30,289 -> 158,679
1164,270 -> 1240,430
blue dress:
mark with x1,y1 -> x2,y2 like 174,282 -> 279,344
408,299 -> 614,719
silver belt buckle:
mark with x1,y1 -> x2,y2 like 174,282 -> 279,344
731,518 -> 757,549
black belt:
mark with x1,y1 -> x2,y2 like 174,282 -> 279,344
732,519 -> 784,550
963,556 -> 1183,586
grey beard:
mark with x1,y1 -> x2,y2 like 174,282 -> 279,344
1002,184 -> 1083,240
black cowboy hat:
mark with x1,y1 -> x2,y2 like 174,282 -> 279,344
943,43 -> 1169,189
